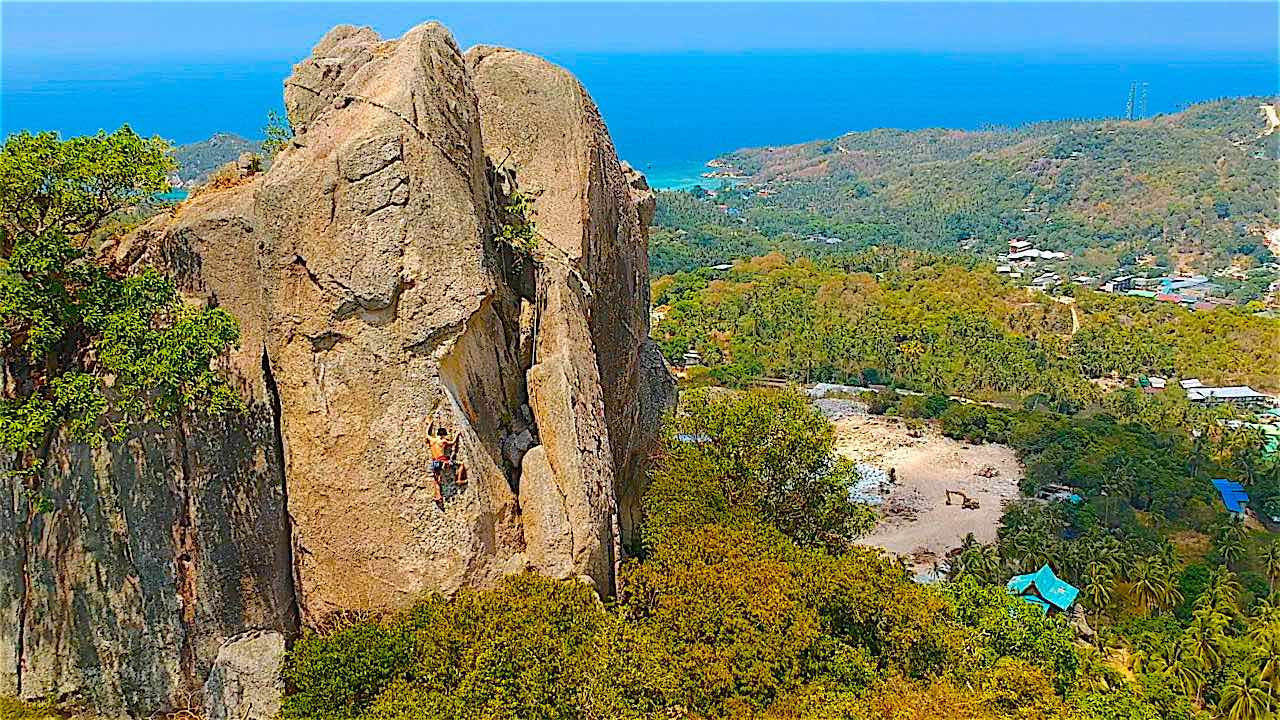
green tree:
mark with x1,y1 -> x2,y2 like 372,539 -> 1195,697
1202,567 -> 1243,615
1184,606 -> 1230,671
1168,640 -> 1208,706
1263,541 -> 1280,592
1254,624 -> 1280,696
261,110 -> 293,158
0,128 -> 241,478
648,388 -> 876,552
1218,672 -> 1271,720
1082,562 -> 1116,624
953,540 -> 1002,584
1213,520 -> 1248,568
1129,557 -> 1179,615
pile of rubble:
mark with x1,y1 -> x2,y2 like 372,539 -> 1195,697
851,462 -> 890,504
880,488 -> 926,522
814,398 -> 867,420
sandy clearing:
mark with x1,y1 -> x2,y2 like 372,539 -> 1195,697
831,412 -> 1023,575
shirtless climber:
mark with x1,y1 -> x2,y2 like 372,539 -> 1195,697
427,419 -> 467,504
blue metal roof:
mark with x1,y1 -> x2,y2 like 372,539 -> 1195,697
1007,564 -> 1079,612
1211,479 -> 1249,514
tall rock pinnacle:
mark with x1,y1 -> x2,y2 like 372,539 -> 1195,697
0,21 -> 674,717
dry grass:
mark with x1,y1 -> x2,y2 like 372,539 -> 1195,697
1168,530 -> 1212,563
0,697 -> 99,720
185,163 -> 254,203
0,688 -> 211,720
309,605 -> 396,637
0,697 -> 63,719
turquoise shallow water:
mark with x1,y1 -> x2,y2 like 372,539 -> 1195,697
638,160 -> 734,191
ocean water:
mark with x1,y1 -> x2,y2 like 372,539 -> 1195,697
4,50 -> 1277,190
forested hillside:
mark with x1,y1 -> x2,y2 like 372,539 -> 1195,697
172,132 -> 262,186
653,97 -> 1279,278
264,389 -> 1278,720
651,250 -> 1280,398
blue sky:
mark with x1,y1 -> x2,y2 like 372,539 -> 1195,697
4,2 -> 1278,58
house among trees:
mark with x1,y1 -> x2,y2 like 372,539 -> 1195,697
1211,479 -> 1250,518
1006,564 -> 1079,615
1185,385 -> 1270,407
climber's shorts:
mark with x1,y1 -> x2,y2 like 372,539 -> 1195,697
431,459 -> 446,474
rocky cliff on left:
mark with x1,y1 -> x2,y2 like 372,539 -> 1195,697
0,186 -> 298,713
0,20 -> 673,718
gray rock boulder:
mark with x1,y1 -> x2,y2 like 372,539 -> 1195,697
203,630 -> 286,720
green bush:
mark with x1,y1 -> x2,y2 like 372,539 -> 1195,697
895,394 -> 929,418
281,619 -> 416,718
283,575 -> 679,720
862,388 -> 898,415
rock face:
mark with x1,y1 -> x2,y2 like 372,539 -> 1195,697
0,21 -> 672,717
0,186 -> 297,715
203,630 -> 286,720
467,46 -> 676,581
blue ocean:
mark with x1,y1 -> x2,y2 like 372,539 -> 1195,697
3,4 -> 1277,189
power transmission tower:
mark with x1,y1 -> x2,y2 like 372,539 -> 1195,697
1140,82 -> 1149,118
1125,82 -> 1137,121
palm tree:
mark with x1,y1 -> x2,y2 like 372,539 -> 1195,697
1185,607 -> 1229,671
971,544 -> 1001,582
1264,541 -> 1280,593
1250,596 -> 1280,639
1255,626 -> 1280,694
1219,673 -> 1271,720
1168,641 -> 1207,706
1215,520 -> 1248,568
1202,567 -> 1242,616
1130,556 -> 1180,615
1129,558 -> 1163,614
1154,560 -> 1184,611
1083,562 -> 1115,624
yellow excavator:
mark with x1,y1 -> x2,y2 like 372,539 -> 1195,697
945,489 -> 980,510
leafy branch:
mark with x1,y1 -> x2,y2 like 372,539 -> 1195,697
0,128 -> 243,479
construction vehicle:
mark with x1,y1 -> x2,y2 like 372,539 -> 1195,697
945,489 -> 980,510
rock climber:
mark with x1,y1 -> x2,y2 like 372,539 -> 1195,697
427,418 -> 467,504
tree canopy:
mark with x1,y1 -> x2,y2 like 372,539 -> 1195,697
0,127 -> 241,471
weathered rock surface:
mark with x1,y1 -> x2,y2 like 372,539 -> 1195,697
262,21 -> 529,618
0,20 -> 671,717
203,630 -> 286,720
468,46 -> 676,587
0,186 -> 297,715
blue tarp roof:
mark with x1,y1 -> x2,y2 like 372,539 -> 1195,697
1007,564 -> 1079,612
1212,479 -> 1249,514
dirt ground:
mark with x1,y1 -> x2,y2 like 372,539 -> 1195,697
831,412 -> 1023,577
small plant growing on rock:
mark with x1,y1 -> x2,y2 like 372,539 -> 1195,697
261,109 -> 293,159
498,191 -> 539,267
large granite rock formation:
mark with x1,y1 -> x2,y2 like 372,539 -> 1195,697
0,21 -> 673,718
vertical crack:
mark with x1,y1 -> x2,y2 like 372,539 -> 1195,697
262,347 -> 303,629
14,486 -> 29,698
173,412 -> 199,693
15,429 -> 57,698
